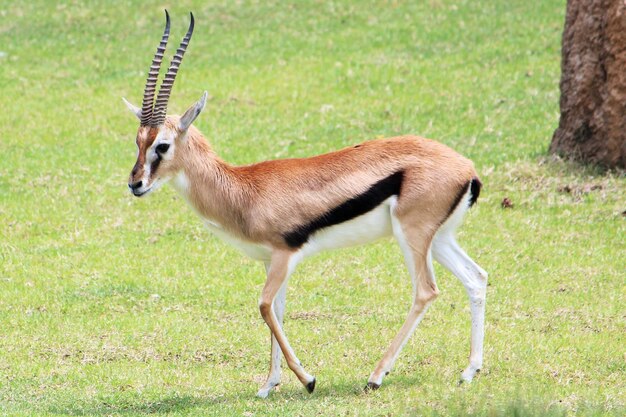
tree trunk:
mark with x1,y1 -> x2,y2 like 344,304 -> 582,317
550,0 -> 626,169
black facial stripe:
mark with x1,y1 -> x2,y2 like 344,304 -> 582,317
284,171 -> 404,248
150,155 -> 162,179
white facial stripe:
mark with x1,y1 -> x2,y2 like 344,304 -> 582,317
141,161 -> 151,184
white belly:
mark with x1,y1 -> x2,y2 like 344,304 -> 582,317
301,197 -> 394,258
201,198 -> 395,262
203,219 -> 272,261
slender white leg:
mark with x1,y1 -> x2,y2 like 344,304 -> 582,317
367,210 -> 439,389
257,262 -> 288,398
432,232 -> 488,383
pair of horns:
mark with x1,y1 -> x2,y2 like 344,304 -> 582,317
140,10 -> 195,127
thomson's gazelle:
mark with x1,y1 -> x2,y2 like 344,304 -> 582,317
123,11 -> 488,397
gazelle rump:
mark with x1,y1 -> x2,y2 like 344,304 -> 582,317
124,11 -> 488,397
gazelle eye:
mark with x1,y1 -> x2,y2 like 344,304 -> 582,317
156,143 -> 170,154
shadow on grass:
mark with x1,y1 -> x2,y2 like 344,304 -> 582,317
303,376 -> 620,417
46,394 -> 228,416
44,380 -> 382,416
44,375 -> 623,416
43,377 -> 372,416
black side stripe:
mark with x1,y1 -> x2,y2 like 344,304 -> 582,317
150,156 -> 162,179
284,171 -> 405,248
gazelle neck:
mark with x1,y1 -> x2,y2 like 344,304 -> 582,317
170,127 -> 252,238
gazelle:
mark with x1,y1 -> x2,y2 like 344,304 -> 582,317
123,11 -> 488,397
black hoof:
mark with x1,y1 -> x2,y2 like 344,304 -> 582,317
364,382 -> 380,391
306,378 -> 316,393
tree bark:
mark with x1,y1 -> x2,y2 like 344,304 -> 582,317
550,0 -> 626,169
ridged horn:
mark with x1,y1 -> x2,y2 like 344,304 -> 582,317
140,10 -> 171,126
150,12 -> 195,127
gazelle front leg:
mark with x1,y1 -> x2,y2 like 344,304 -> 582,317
258,250 -> 315,395
257,262 -> 288,398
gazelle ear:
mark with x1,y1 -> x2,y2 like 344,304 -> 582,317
122,97 -> 142,121
179,91 -> 208,132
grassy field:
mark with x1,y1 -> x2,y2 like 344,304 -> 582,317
1,0 -> 624,416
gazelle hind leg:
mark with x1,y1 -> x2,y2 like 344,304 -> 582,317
432,231 -> 487,383
367,210 -> 439,389
257,262 -> 288,398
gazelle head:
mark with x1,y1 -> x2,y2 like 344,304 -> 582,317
123,11 -> 207,197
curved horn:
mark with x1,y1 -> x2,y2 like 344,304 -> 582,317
150,12 -> 195,127
140,10 -> 171,126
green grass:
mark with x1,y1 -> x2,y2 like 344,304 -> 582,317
1,0 -> 624,416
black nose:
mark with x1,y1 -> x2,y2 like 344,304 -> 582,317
128,180 -> 143,190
